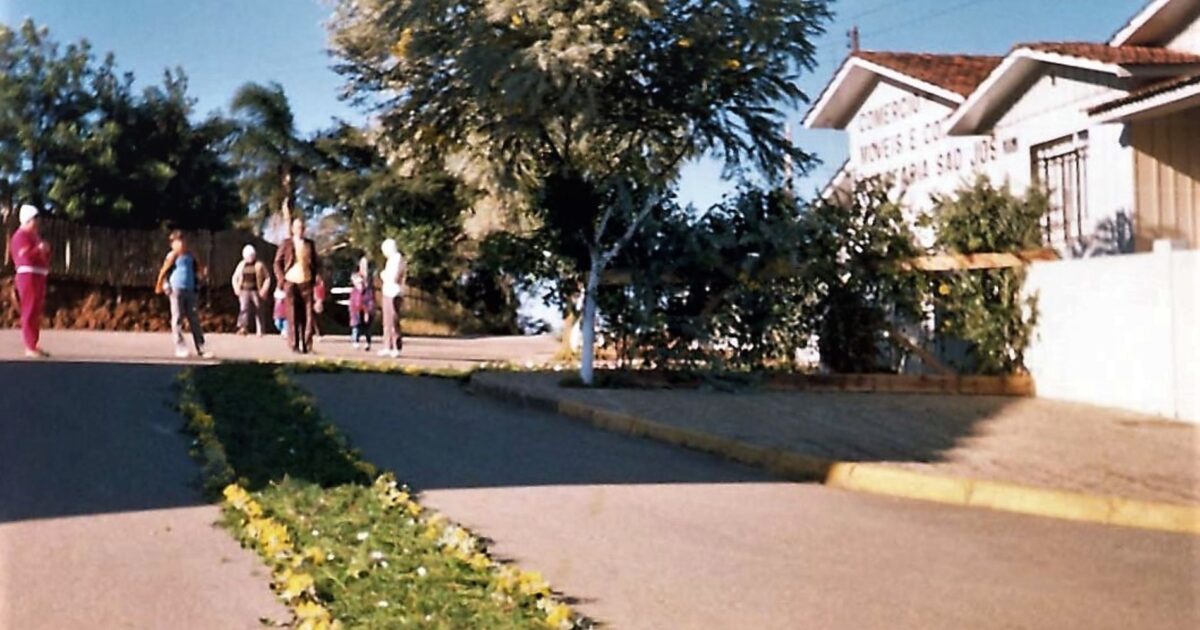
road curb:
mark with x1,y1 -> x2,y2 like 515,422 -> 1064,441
467,377 -> 1200,537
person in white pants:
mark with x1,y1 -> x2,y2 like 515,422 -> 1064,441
378,238 -> 407,358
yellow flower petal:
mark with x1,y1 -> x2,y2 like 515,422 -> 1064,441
546,602 -> 573,627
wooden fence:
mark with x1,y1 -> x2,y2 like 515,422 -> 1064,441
1,215 -> 276,289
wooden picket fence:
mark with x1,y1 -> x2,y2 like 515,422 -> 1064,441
1,215 -> 276,289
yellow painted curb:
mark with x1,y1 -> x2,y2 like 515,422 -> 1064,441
828,463 -> 972,505
828,464 -> 1200,536
471,378 -> 1200,537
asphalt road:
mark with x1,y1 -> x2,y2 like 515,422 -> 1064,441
0,361 -> 285,629
297,372 -> 1200,630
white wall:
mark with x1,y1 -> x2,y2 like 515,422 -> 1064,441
989,68 -> 1133,247
1025,245 -> 1200,422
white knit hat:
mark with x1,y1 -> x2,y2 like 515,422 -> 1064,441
18,204 -> 39,224
242,244 -> 256,260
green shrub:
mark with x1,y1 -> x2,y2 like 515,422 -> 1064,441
925,177 -> 1047,374
598,188 -> 814,371
801,178 -> 925,373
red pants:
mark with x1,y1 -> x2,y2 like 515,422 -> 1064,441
15,273 -> 47,352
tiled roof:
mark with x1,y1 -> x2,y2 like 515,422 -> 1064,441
1020,42 -> 1200,65
853,51 -> 1003,97
1089,74 -> 1200,114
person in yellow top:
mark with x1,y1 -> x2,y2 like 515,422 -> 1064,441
273,217 -> 321,353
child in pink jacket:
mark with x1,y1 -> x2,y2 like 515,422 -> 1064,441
348,271 -> 375,350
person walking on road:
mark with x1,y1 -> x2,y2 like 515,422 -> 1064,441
274,217 -> 320,354
348,270 -> 375,351
378,238 -> 406,358
312,273 -> 327,343
231,244 -> 271,336
8,204 -> 52,358
272,287 -> 288,336
155,230 -> 212,359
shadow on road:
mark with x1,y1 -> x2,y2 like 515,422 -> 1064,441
0,359 -> 1026,524
0,361 -> 205,524
297,372 -> 778,491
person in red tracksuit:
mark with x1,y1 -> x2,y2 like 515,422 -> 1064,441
8,205 -> 51,358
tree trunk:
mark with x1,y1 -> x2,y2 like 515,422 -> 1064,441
580,254 -> 602,386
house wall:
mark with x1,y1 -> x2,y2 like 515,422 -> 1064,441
1132,105 -> 1200,249
988,69 -> 1134,249
845,80 -> 1023,237
1024,245 -> 1200,422
844,69 -> 1137,254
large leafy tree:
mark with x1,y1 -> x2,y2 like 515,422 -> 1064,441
54,65 -> 243,229
310,122 -> 469,293
0,20 -> 94,217
0,20 -> 242,229
330,0 -> 832,383
228,81 -> 315,234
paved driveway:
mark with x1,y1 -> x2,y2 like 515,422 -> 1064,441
297,373 -> 1200,630
0,361 -> 285,629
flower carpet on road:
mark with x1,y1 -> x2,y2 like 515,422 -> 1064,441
179,363 -> 585,629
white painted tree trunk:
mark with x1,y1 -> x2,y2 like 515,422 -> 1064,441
579,254 -> 602,386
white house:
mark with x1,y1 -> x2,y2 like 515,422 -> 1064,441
804,0 -> 1200,423
805,0 -> 1200,254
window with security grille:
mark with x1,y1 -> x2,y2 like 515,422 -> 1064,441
1032,133 -> 1089,249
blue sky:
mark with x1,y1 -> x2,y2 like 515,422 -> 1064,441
1,0 -> 1148,209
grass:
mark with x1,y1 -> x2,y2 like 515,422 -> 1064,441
288,360 -> 477,381
179,364 -> 584,629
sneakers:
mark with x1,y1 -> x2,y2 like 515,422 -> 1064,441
174,347 -> 189,359
352,342 -> 361,350
198,349 -> 215,359
24,348 -> 49,359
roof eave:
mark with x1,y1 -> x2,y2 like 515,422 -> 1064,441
946,49 -> 1131,135
802,57 -> 966,130
945,53 -> 1030,135
802,57 -> 859,129
1110,0 -> 1190,47
1091,81 -> 1200,122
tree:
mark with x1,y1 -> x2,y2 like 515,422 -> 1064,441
229,81 -> 314,234
0,20 -> 94,216
311,122 -> 470,295
330,0 -> 833,383
55,64 -> 243,229
0,20 -> 243,229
